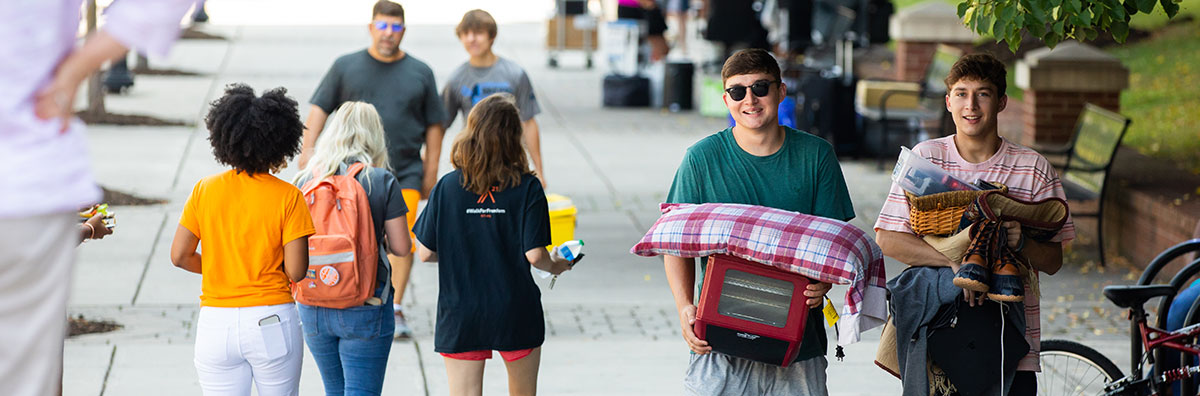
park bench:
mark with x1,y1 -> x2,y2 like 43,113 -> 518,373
1036,103 -> 1132,267
854,44 -> 962,169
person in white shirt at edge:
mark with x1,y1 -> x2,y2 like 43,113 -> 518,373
0,1 -> 195,395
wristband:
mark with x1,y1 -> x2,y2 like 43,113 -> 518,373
83,223 -> 95,239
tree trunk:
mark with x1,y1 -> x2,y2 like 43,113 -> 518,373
84,0 -> 105,117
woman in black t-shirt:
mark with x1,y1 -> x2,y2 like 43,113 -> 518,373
413,93 -> 573,396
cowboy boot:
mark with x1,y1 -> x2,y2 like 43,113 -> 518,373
953,221 -> 997,293
987,247 -> 1025,302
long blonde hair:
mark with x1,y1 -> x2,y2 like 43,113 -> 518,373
450,93 -> 531,195
293,101 -> 391,188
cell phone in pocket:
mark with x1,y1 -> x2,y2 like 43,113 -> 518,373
259,314 -> 281,326
256,314 -> 289,359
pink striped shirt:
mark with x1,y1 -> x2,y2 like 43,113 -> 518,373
874,135 -> 1076,372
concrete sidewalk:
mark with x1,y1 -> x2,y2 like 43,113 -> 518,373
65,18 -> 1135,396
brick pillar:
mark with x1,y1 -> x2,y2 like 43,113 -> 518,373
889,2 -> 978,82
1015,42 -> 1129,145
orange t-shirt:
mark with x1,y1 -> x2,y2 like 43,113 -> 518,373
180,170 -> 315,307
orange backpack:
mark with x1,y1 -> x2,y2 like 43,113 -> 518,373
294,162 -> 379,308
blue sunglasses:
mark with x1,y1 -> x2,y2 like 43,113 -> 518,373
373,21 -> 405,33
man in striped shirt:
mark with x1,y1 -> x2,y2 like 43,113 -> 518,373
874,53 -> 1075,394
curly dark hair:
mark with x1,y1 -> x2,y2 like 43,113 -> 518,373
945,53 -> 1007,97
204,84 -> 304,174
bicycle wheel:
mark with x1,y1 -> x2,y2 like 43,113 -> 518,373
1039,339 -> 1125,396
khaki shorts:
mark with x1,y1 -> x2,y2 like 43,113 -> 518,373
401,188 -> 419,252
0,213 -> 75,396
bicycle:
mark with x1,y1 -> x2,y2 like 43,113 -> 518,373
1038,239 -> 1200,395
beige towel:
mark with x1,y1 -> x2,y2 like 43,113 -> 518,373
874,316 -> 959,395
874,316 -> 901,379
923,227 -> 973,263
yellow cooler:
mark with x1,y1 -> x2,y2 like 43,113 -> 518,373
547,194 -> 578,248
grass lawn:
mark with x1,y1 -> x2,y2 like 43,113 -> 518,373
893,0 -> 956,10
1129,1 -> 1200,30
1108,19 -> 1200,174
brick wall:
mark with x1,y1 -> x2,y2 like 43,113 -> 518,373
1099,148 -> 1200,273
1022,90 -> 1121,145
895,41 -> 974,82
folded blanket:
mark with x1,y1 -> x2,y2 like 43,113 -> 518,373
631,203 -> 887,345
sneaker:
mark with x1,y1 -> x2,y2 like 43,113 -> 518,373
393,310 -> 413,340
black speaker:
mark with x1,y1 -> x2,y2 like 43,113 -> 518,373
785,0 -> 814,53
866,0 -> 894,44
558,0 -> 587,15
663,62 -> 694,111
603,74 -> 650,107
797,69 -> 861,156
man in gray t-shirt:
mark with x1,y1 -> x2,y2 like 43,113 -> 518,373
309,51 -> 444,190
442,9 -> 547,187
303,6 -> 445,194
298,0 -> 445,340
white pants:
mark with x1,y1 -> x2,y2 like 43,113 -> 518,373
195,303 -> 303,396
0,213 -> 75,396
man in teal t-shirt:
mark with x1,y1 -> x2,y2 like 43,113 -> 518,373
664,49 -> 855,395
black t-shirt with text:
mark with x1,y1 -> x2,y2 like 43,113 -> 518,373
413,170 -> 550,353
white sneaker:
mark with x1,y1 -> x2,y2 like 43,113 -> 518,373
393,310 -> 413,340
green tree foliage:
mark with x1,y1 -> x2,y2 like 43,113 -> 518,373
957,0 -> 1183,51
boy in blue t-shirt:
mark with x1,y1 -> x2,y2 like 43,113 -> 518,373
664,48 -> 855,395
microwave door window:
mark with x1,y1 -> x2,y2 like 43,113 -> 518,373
717,270 -> 795,328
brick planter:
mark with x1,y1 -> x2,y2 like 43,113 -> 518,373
1016,42 -> 1129,146
1021,91 -> 1121,144
894,41 -> 975,82
889,2 -> 978,82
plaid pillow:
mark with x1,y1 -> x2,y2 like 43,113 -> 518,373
631,203 -> 887,345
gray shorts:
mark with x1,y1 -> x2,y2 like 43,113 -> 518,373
684,352 -> 829,395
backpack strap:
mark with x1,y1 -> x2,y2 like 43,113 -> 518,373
300,163 -> 368,196
347,162 -> 367,178
300,172 -> 333,196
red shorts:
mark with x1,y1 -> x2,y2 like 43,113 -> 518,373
440,348 -> 534,362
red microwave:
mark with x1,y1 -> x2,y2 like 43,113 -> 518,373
695,254 -> 812,366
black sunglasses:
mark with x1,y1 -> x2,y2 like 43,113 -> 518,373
724,80 -> 779,101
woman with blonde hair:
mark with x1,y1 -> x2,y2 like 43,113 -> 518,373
292,101 -> 412,395
413,93 -> 575,396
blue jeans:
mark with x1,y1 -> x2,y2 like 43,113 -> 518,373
297,303 -> 395,396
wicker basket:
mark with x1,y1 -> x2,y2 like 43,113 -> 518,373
905,184 -> 1006,236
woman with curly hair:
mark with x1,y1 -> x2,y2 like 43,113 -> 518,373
291,101 -> 411,395
170,84 -> 314,395
413,93 -> 575,396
